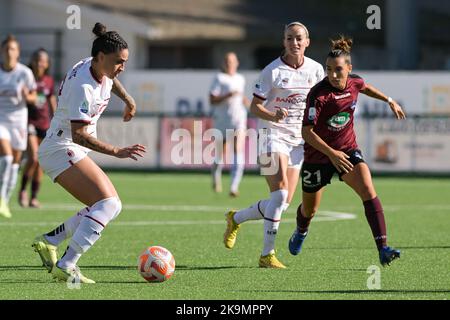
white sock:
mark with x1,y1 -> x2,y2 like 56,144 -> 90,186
58,197 -> 122,268
230,152 -> 244,193
44,207 -> 90,246
262,189 -> 288,256
0,155 -> 13,201
234,199 -> 269,224
5,163 -> 19,202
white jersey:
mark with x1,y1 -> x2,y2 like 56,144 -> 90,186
210,72 -> 247,125
254,56 -> 324,145
0,62 -> 36,126
46,57 -> 113,152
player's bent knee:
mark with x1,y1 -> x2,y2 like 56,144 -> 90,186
304,206 -> 318,218
270,189 -> 289,207
90,196 -> 122,225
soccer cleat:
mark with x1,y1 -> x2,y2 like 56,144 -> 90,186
229,191 -> 239,198
0,198 -> 12,219
258,252 -> 286,269
288,229 -> 308,255
379,246 -> 401,266
223,210 -> 240,249
31,235 -> 58,272
19,190 -> 29,207
51,264 -> 95,284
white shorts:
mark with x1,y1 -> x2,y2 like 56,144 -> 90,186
213,117 -> 247,136
258,132 -> 304,170
0,123 -> 27,151
38,136 -> 89,182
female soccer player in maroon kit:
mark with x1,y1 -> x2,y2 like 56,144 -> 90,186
288,36 -> 406,266
19,48 -> 56,208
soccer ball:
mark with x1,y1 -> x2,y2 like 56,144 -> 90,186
138,246 -> 175,282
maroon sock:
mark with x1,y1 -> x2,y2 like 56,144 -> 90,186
31,180 -> 41,199
363,196 -> 387,250
20,174 -> 29,192
296,204 -> 312,234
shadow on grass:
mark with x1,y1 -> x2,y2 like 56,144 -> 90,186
231,289 -> 450,294
0,265 -> 254,272
0,279 -> 50,284
0,266 -> 46,271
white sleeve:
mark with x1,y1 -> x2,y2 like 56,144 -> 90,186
68,83 -> 94,123
209,74 -> 222,96
253,67 -> 272,100
316,64 -> 325,84
24,67 -> 37,91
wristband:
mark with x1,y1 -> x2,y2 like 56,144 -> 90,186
387,97 -> 393,103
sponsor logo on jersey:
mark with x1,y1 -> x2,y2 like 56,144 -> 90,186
80,101 -> 89,114
353,151 -> 362,159
67,149 -> 74,157
275,93 -> 305,105
308,106 -> 316,121
255,83 -> 260,89
327,112 -> 351,130
334,92 -> 351,100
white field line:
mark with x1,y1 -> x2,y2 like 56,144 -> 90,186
0,206 -> 355,226
10,202 -> 450,213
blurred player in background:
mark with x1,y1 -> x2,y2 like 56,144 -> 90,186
19,48 -> 57,208
223,22 -> 324,268
210,52 -> 250,197
288,36 -> 405,266
0,35 -> 37,218
31,22 -> 145,283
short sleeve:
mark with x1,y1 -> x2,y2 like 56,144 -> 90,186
209,74 -> 222,96
357,77 -> 366,91
316,65 -> 325,84
253,67 -> 273,101
351,74 -> 366,91
48,77 -> 55,97
24,67 -> 37,91
303,89 -> 323,127
68,84 -> 93,123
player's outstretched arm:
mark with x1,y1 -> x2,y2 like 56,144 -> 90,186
112,77 -> 136,122
71,121 -> 146,160
302,125 -> 354,174
360,84 -> 406,120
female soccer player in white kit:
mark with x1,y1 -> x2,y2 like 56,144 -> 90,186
31,23 -> 145,283
210,52 -> 250,197
223,22 -> 324,268
0,35 -> 37,218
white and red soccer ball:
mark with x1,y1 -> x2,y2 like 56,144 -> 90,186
138,246 -> 175,282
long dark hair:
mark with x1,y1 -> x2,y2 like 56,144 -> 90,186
91,22 -> 128,58
29,48 -> 51,76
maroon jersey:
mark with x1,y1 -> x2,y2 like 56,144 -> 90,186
303,74 -> 366,163
28,74 -> 54,130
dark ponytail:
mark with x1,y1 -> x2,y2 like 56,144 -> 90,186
91,22 -> 128,57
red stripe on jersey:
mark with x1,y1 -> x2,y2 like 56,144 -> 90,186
70,120 -> 92,124
253,93 -> 267,101
280,56 -> 304,70
85,215 -> 105,228
89,66 -> 102,84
